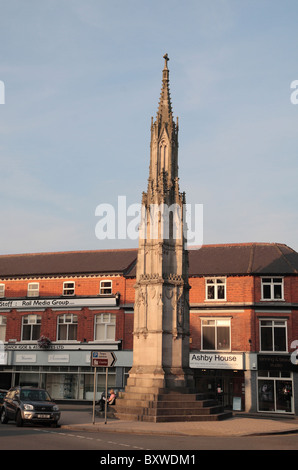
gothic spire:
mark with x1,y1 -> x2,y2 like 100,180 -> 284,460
156,53 -> 174,125
148,54 -> 179,200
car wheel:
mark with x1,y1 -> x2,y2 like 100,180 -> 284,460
0,408 -> 8,424
16,411 -> 23,427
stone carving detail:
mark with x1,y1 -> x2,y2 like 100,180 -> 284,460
165,287 -> 173,299
177,287 -> 184,327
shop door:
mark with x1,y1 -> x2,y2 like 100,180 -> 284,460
276,381 -> 292,413
233,376 -> 245,411
258,379 -> 293,413
216,378 -> 233,408
0,372 -> 12,389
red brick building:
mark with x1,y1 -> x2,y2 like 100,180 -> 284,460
1,242 -> 298,414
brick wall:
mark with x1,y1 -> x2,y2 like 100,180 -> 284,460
1,273 -> 298,353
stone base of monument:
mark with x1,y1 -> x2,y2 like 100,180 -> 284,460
114,388 -> 232,422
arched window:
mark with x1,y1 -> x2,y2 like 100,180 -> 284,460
159,140 -> 168,172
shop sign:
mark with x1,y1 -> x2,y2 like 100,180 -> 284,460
48,354 -> 69,363
5,343 -> 64,351
15,354 -> 36,363
0,341 -> 7,365
258,354 -> 297,371
0,297 -> 116,310
190,352 -> 243,370
0,351 -> 7,365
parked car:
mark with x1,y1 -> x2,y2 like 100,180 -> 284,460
0,389 -> 7,406
0,386 -> 60,427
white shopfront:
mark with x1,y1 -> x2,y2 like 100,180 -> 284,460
190,352 -> 245,410
2,347 -> 133,401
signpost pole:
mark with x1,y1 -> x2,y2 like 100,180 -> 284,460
104,366 -> 108,424
92,366 -> 97,424
91,351 -> 117,425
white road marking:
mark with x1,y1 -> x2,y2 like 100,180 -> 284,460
33,428 -> 147,449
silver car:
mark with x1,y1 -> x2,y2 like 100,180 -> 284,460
0,386 -> 60,427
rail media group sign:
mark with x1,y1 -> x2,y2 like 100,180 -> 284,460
190,352 -> 244,370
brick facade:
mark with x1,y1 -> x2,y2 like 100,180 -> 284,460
1,245 -> 298,353
1,243 -> 298,414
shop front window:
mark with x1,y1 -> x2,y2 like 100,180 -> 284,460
46,373 -> 79,400
84,369 -> 116,401
258,372 -> 293,413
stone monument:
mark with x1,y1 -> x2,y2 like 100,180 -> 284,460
115,55 -> 231,421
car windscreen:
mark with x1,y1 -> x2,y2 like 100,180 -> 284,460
20,390 -> 52,401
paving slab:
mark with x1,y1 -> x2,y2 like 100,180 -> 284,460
62,416 -> 298,437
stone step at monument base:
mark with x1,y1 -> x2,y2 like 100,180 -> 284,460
115,389 -> 232,422
114,412 -> 232,422
118,388 -> 204,402
117,400 -> 221,410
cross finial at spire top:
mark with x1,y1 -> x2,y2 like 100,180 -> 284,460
163,53 -> 169,68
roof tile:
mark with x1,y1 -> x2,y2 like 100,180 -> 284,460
0,243 -> 297,278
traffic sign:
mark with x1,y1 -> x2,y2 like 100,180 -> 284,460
91,351 -> 117,368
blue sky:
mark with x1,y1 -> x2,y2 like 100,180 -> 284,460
0,0 -> 298,254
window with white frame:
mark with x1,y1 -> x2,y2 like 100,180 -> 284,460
259,319 -> 287,352
94,313 -> 116,341
63,282 -> 75,296
27,282 -> 39,298
0,284 -> 5,298
261,277 -> 284,300
57,314 -> 78,341
0,316 -> 7,342
21,315 -> 41,341
201,318 -> 231,350
100,280 -> 112,295
205,278 -> 226,300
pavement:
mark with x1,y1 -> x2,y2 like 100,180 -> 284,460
60,407 -> 298,437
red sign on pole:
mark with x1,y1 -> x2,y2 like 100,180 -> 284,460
92,358 -> 109,367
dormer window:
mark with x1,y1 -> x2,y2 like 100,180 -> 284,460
63,282 -> 75,296
27,282 -> 39,298
100,280 -> 112,295
0,284 -> 5,298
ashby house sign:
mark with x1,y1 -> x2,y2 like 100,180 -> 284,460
190,352 -> 244,370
